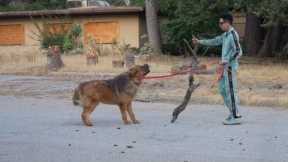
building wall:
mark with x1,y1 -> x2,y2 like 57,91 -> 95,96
0,14 -> 140,48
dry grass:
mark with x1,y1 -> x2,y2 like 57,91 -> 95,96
0,46 -> 287,108
0,46 -> 47,75
58,54 -> 181,74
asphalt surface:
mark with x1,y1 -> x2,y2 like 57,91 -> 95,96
0,96 -> 288,162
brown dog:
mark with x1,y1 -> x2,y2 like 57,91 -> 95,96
73,64 -> 150,126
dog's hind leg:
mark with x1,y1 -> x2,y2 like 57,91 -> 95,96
119,103 -> 131,125
127,103 -> 140,124
81,101 -> 98,127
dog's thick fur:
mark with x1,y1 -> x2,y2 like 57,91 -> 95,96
73,64 -> 150,126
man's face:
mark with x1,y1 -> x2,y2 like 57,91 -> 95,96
219,18 -> 230,32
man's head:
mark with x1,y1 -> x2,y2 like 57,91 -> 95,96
219,13 -> 233,32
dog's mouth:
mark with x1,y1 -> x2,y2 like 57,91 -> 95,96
142,64 -> 150,76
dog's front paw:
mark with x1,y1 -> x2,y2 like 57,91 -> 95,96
85,123 -> 93,127
124,121 -> 132,125
133,120 -> 140,124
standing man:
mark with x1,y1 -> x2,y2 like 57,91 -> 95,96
193,13 -> 242,125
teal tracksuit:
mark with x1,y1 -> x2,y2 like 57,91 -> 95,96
199,27 -> 242,118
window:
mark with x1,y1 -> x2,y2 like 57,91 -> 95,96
0,24 -> 24,45
84,22 -> 119,44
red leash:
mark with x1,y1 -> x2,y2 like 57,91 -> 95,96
144,69 -> 201,80
143,62 -> 219,80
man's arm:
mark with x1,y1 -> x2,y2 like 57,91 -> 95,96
198,35 -> 223,46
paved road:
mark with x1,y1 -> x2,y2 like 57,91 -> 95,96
0,96 -> 288,162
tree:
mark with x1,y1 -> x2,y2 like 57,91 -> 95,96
255,0 -> 288,57
239,0 -> 288,57
159,0 -> 233,54
145,0 -> 162,54
0,0 -> 12,5
0,0 -> 67,11
244,13 -> 263,56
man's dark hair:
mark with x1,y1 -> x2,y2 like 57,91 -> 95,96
220,13 -> 233,24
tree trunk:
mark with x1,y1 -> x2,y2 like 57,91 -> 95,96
145,0 -> 162,54
258,22 -> 281,57
280,27 -> 288,56
47,46 -> 64,71
270,23 -> 282,53
244,13 -> 263,56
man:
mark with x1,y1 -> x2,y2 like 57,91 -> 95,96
193,13 -> 242,125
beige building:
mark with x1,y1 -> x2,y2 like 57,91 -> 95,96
0,7 -> 145,49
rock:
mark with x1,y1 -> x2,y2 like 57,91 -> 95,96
68,144 -> 71,147
239,142 -> 243,145
75,129 -> 79,132
229,138 -> 234,142
126,145 -> 133,149
113,144 -> 118,147
121,151 -> 125,154
272,84 -> 283,90
132,141 -> 136,143
151,82 -> 164,88
117,127 -> 121,130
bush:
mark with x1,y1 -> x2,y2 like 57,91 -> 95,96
63,35 -> 73,52
33,21 -> 83,54
41,33 -> 66,50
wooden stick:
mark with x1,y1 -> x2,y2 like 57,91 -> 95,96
183,39 -> 199,66
171,75 -> 200,123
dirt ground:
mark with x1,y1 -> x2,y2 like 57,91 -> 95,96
0,96 -> 288,162
0,70 -> 287,108
0,46 -> 287,107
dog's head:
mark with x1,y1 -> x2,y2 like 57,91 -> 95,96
128,64 -> 150,85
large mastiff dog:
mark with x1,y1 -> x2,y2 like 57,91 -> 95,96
73,64 -> 150,126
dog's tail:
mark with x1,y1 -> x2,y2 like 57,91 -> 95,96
72,87 -> 81,106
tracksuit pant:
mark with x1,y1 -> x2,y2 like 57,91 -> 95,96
218,66 -> 239,118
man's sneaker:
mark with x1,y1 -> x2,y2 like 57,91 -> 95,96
226,114 -> 242,120
235,114 -> 242,119
225,114 -> 233,121
223,118 -> 241,125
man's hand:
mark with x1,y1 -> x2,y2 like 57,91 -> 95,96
216,64 -> 225,79
211,63 -> 225,88
192,36 -> 200,45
